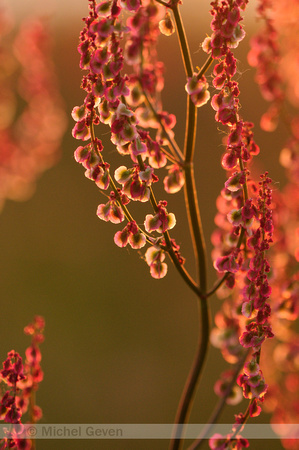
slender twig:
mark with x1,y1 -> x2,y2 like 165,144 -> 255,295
165,234 -> 201,297
207,226 -> 246,297
172,5 -> 193,78
155,0 -> 172,9
141,85 -> 184,163
225,399 -> 253,444
197,55 -> 214,79
207,273 -> 230,298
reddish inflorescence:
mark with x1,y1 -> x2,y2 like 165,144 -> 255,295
72,1 -> 298,448
72,0 -> 186,279
0,316 -> 45,449
247,0 -> 299,445
203,0 -> 278,444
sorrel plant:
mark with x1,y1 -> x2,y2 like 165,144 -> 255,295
72,0 -> 299,448
0,0 -> 298,449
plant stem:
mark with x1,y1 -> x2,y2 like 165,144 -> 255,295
197,55 -> 214,79
172,5 -> 193,78
169,5 -> 211,450
169,297 -> 210,450
172,4 -> 208,288
184,159 -> 207,291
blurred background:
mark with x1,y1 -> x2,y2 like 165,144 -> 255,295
0,0 -> 288,449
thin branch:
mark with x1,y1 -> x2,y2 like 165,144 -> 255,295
207,273 -> 229,298
142,85 -> 184,163
172,5 -> 193,77
169,297 -> 210,450
207,227 -> 246,298
197,54 -> 214,79
154,0 -> 172,9
169,6 -> 211,450
172,4 -> 208,291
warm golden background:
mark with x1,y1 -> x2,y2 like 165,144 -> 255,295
1,0 -> 288,449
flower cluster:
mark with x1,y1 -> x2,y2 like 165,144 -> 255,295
247,1 -> 299,444
72,2 -> 299,449
0,8 -> 66,212
208,1 -> 261,289
209,433 -> 249,450
0,352 -> 25,424
185,73 -> 210,108
0,351 -> 28,450
22,315 -> 45,423
0,317 -> 45,449
185,0 -> 249,109
73,0 -> 187,279
237,359 -> 267,408
203,1 -> 277,445
212,172 -> 275,431
203,0 -> 247,58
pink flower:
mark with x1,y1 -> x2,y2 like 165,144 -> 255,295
145,246 -> 168,279
144,202 -> 176,234
114,221 -> 146,249
96,194 -> 124,224
72,119 -> 91,141
147,139 -> 167,169
185,75 -> 210,107
163,164 -> 185,194
159,12 -> 175,36
115,165 -> 151,202
214,252 -> 240,273
95,1 -> 114,18
224,172 -> 245,192
85,163 -> 110,190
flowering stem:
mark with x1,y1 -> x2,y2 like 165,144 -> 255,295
197,55 -> 214,79
184,161 -> 207,290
